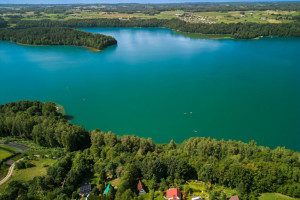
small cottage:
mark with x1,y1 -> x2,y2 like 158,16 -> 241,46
79,181 -> 91,195
166,188 -> 181,200
137,180 -> 146,195
228,195 -> 241,200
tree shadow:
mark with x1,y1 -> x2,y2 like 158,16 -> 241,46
63,115 -> 74,120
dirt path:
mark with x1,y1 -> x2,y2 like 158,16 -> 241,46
0,158 -> 23,186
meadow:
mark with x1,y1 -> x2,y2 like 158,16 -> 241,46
0,158 -> 56,190
259,193 -> 300,200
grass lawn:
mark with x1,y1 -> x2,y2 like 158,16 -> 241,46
109,178 -> 121,187
0,158 -> 56,189
55,103 -> 66,116
186,181 -> 238,200
139,191 -> 165,200
259,193 -> 300,200
0,149 -> 13,163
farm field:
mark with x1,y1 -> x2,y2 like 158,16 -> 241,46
1,9 -> 299,24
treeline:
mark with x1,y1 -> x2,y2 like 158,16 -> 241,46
0,101 -> 299,200
0,27 -> 117,50
0,101 -> 90,151
91,132 -> 300,199
14,18 -> 168,29
14,18 -> 300,39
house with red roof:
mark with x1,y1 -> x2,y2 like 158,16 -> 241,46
228,195 -> 241,200
166,188 -> 181,200
137,180 -> 146,195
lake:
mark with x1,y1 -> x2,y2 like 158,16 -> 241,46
0,28 -> 299,151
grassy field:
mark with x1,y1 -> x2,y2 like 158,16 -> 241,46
2,9 -> 298,24
139,191 -> 165,200
109,178 -> 121,187
0,149 -> 13,163
191,10 -> 298,24
0,158 -> 56,189
59,10 -> 300,24
259,193 -> 300,200
186,181 -> 238,200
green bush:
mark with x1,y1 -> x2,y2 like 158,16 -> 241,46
15,160 -> 26,169
25,161 -> 34,168
15,160 -> 34,169
2,138 -> 11,144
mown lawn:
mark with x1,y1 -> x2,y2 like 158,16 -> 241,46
259,193 -> 300,200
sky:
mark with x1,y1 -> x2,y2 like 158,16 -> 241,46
1,0 -> 299,4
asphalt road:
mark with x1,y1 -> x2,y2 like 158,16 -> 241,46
0,140 -> 28,152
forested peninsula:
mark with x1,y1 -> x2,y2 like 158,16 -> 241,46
0,101 -> 299,200
0,26 -> 117,50
13,18 -> 300,39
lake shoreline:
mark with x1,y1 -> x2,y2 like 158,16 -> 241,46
16,42 -> 103,52
1,28 -> 299,151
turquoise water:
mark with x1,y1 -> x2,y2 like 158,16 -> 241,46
0,28 -> 299,151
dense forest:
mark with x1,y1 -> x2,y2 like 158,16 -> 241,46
14,18 -> 300,39
0,101 -> 299,200
0,101 -> 90,151
0,17 -> 7,28
0,27 -> 117,50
